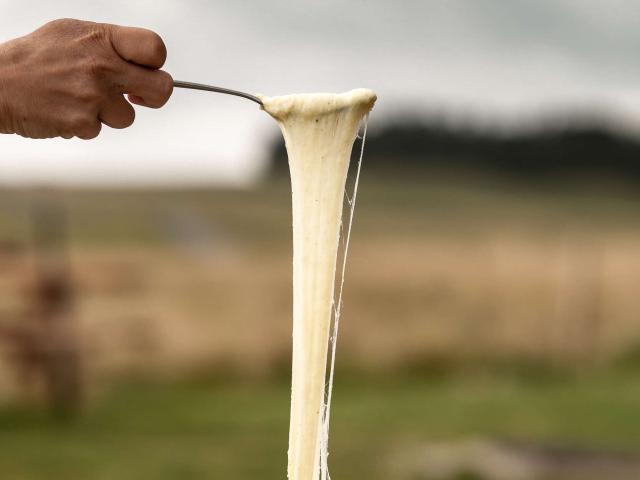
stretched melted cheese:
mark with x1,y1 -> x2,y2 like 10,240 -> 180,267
261,89 -> 376,480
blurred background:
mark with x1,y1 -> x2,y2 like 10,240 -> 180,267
3,1 -> 640,479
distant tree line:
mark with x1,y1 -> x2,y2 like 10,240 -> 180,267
267,115 -> 640,182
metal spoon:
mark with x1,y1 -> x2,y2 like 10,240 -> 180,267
173,80 -> 263,106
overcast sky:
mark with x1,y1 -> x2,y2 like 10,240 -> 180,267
1,0 -> 640,186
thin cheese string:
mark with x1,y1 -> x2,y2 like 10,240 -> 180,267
320,115 -> 369,480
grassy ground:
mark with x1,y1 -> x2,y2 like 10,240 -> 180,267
2,175 -> 640,478
2,175 -> 640,378
2,173 -> 640,248
2,370 -> 640,479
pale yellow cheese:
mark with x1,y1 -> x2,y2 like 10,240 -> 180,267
261,89 -> 376,480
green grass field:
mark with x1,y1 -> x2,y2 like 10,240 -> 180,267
2,173 -> 640,248
2,369 -> 640,480
3,175 -> 640,479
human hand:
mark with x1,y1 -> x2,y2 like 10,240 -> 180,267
0,18 -> 173,139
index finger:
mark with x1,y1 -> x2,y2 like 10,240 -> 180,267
107,24 -> 167,69
115,63 -> 174,108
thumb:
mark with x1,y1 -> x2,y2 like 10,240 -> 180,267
107,24 -> 167,69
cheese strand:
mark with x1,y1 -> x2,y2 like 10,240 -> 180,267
261,90 -> 376,480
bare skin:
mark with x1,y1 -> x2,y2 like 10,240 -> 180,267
0,18 -> 173,140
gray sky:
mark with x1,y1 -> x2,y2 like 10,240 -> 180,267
1,0 -> 640,186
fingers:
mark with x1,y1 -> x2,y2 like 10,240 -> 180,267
107,25 -> 167,69
74,118 -> 102,140
70,62 -> 169,139
100,23 -> 173,109
63,95 -> 131,140
59,111 -> 101,140
99,94 -> 135,129
127,94 -> 146,106
115,63 -> 173,108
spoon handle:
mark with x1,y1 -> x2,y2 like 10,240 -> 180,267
173,80 -> 263,105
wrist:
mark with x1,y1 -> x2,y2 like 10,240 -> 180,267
0,39 -> 23,135
0,43 -> 13,134
0,48 -> 8,134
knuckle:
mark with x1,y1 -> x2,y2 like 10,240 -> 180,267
78,122 -> 101,140
43,18 -> 78,30
67,22 -> 110,54
85,56 -> 109,77
90,22 -> 108,39
75,85 -> 102,105
81,25 -> 108,46
44,19 -> 97,40
69,115 -> 100,138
